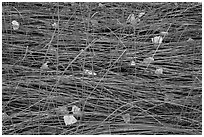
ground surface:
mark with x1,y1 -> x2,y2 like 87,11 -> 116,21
2,2 -> 202,135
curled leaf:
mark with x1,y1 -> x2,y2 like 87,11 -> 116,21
122,113 -> 130,123
143,57 -> 154,65
151,36 -> 163,44
155,68 -> 163,75
11,20 -> 20,30
72,105 -> 83,117
63,114 -> 77,126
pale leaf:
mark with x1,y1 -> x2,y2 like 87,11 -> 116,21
143,57 -> 154,65
2,112 -> 10,121
58,106 -> 68,113
52,22 -> 58,28
187,38 -> 194,42
40,61 -> 49,70
138,12 -> 145,18
151,36 -> 163,44
12,20 -> 20,30
165,94 -> 174,102
48,46 -> 57,52
122,113 -> 130,123
72,105 -> 83,117
127,14 -> 135,22
126,13 -> 139,25
84,69 -> 97,76
72,105 -> 80,113
160,31 -> 168,36
155,68 -> 163,75
90,19 -> 98,26
99,3 -> 104,7
130,60 -> 136,66
63,114 -> 77,125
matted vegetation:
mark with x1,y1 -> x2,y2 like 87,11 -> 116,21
2,2 -> 202,135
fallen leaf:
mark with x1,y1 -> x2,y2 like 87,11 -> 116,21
155,68 -> 163,75
165,94 -> 174,102
174,2 -> 178,6
187,38 -> 194,42
52,22 -> 58,28
116,19 -> 123,25
130,60 -> 136,66
151,36 -> 163,44
143,57 -> 154,65
72,105 -> 80,113
122,113 -> 130,123
90,19 -> 98,26
160,31 -> 168,36
63,114 -> 77,125
11,20 -> 20,30
40,61 -> 49,70
70,2 -> 76,6
138,12 -> 145,18
127,13 -> 135,22
48,46 -> 57,53
126,13 -> 139,25
58,106 -> 68,113
84,69 -> 97,76
72,105 -> 83,117
2,112 -> 10,121
98,3 -> 104,7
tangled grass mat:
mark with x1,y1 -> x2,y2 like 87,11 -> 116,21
2,2 -> 202,135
